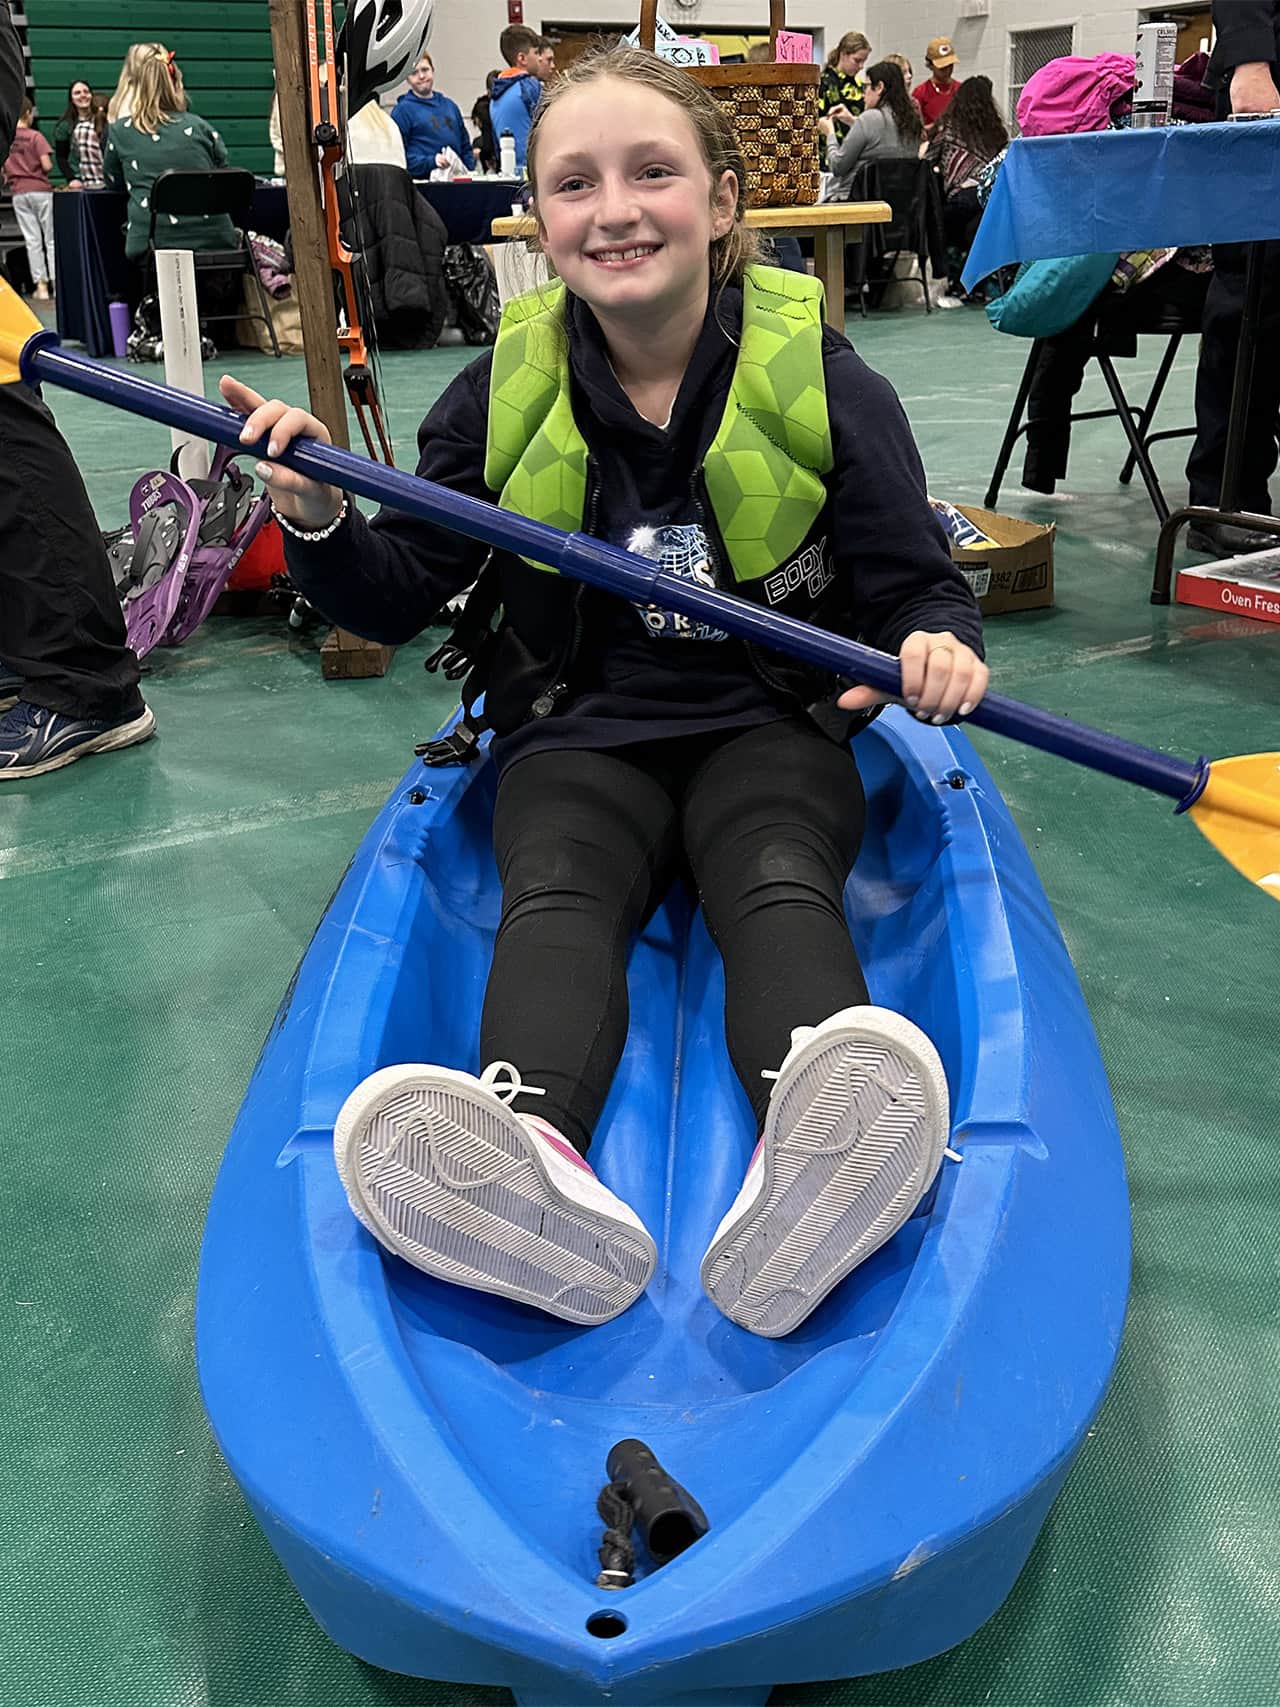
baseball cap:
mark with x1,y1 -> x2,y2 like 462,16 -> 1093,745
926,37 -> 958,68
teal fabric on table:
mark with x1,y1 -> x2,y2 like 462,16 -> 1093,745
963,119 -> 1280,288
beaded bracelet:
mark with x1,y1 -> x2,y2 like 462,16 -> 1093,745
272,498 -> 349,542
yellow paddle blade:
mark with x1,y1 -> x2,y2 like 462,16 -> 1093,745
0,276 -> 44,385
1188,753 -> 1280,900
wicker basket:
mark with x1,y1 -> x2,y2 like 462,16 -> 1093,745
639,0 -> 820,208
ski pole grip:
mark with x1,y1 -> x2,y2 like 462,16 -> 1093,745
605,1438 -> 709,1565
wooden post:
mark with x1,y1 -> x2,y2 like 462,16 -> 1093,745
267,0 -> 393,680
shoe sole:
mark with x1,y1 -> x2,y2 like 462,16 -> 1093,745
0,706 -> 156,780
701,1010 -> 949,1338
334,1069 -> 656,1325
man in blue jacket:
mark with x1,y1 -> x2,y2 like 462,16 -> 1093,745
488,24 -> 553,172
391,52 -> 475,177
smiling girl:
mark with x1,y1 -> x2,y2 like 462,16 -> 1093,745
221,48 -> 987,1339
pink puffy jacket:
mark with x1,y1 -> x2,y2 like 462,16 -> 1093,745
1016,54 -> 1136,138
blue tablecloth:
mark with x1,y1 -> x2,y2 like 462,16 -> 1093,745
54,184 -> 290,357
414,180 -> 524,246
963,120 -> 1280,289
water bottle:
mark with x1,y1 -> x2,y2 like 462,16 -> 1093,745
499,130 -> 517,178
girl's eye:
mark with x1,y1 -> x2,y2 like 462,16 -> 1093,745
557,176 -> 589,193
641,166 -> 673,180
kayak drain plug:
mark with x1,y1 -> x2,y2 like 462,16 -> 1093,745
595,1438 -> 709,1592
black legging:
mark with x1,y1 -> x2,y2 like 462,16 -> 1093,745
481,716 -> 871,1155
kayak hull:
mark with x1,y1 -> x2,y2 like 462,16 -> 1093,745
196,710 -> 1130,1704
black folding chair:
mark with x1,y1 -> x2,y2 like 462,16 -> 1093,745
851,157 -> 941,315
985,289 -> 1206,524
146,168 -> 281,357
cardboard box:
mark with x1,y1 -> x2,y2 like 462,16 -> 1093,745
949,505 -> 1055,617
1175,551 -> 1280,626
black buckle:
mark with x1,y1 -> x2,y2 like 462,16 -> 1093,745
414,723 -> 481,767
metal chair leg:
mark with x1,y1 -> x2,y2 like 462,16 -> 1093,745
985,341 -> 1042,510
1096,352 -> 1170,523
1119,332 -> 1181,485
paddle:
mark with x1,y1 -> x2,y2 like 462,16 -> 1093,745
2,300 -> 1278,901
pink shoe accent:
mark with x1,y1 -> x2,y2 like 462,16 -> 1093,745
521,1114 -> 594,1173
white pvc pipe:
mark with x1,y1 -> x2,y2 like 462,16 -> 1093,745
156,248 -> 210,480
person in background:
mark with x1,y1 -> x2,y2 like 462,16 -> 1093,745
2,100 -> 54,298
0,0 -> 155,779
268,86 -> 285,177
535,36 -> 558,81
819,31 -> 871,146
106,42 -> 157,123
913,37 -> 961,138
54,79 -> 108,187
102,48 -> 235,262
1185,0 -> 1280,558
883,52 -> 914,89
489,23 -> 549,172
927,75 -> 1008,305
471,69 -> 500,174
746,41 -> 772,65
392,51 -> 475,177
820,59 -> 922,201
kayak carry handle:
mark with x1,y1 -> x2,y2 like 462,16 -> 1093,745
602,1438 -> 709,1578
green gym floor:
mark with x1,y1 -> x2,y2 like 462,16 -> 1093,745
3,306 -> 1278,1707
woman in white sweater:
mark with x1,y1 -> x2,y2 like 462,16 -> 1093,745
821,60 -> 923,201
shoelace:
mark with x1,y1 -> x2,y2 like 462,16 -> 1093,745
478,1060 -> 547,1105
760,1031 -> 962,1164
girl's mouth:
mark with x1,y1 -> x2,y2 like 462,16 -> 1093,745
586,244 -> 663,269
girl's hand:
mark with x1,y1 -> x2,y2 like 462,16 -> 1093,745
838,630 -> 989,723
817,115 -> 835,137
219,374 -> 343,530
828,103 -> 857,126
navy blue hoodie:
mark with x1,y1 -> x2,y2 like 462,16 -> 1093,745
281,281 -> 983,766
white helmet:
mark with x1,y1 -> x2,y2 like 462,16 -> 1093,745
339,0 -> 435,116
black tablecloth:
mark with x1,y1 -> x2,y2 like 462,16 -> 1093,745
414,180 -> 524,246
54,184 -> 290,357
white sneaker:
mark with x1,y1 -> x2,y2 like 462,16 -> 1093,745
700,1007 -> 952,1338
937,293 -> 966,309
333,1061 -> 657,1325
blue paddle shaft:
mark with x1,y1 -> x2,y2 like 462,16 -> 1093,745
24,337 -> 1202,803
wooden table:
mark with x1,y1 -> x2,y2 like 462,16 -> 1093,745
489,200 -> 891,329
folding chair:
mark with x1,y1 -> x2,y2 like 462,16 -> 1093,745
985,293 -> 1205,523
146,168 -> 281,358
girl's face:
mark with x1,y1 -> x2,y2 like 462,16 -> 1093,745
864,81 -> 884,111
72,81 -> 93,110
534,77 -> 737,326
839,49 -> 868,77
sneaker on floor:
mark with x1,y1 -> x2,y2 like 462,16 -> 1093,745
936,293 -> 966,309
700,1006 -> 951,1338
0,700 -> 156,780
333,1061 -> 658,1325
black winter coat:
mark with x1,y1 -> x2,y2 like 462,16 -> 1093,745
340,163 -> 449,350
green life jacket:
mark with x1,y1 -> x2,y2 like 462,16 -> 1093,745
484,263 -> 833,583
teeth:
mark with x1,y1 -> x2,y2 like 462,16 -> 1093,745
592,246 -> 657,262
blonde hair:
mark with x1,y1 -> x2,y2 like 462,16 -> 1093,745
107,43 -> 155,121
826,31 -> 870,70
524,47 -> 759,289
129,47 -> 188,136
883,52 -> 914,86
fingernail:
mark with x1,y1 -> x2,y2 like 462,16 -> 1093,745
267,440 -> 279,457
915,709 -> 930,721
931,713 -> 947,725
959,701 -> 974,717
906,694 -> 919,708
239,426 -> 252,442
255,462 -> 272,481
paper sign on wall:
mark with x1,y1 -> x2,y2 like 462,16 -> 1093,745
775,29 -> 815,63
623,16 -> 716,65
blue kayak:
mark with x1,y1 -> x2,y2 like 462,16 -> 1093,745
196,709 -> 1130,1707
